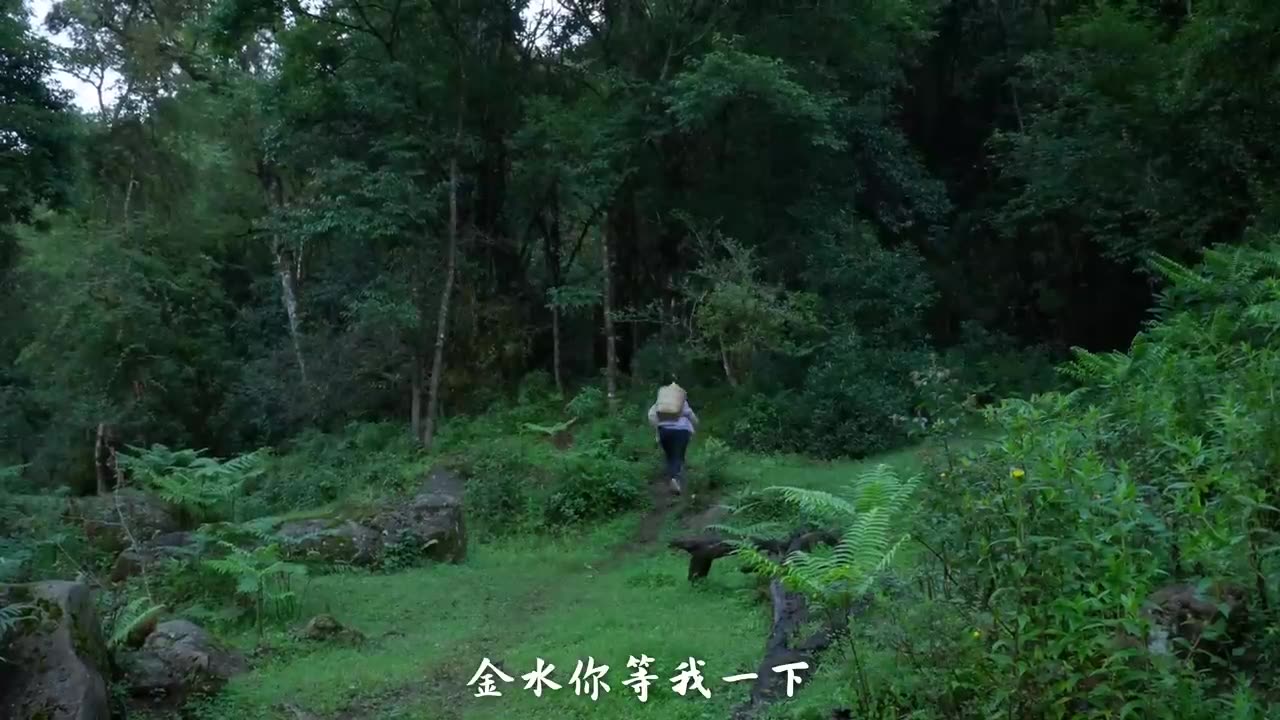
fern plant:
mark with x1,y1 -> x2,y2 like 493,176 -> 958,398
717,464 -> 917,714
117,444 -> 268,523
202,541 -> 307,635
729,464 -> 918,613
106,596 -> 167,650
519,418 -> 577,437
0,602 -> 37,662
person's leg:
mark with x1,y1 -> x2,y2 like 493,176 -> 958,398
658,429 -> 678,480
670,430 -> 691,488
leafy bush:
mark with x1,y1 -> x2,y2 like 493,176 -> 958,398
943,320 -> 1063,400
0,469 -> 81,583
452,433 -> 645,535
733,337 -> 928,459
564,385 -> 606,419
0,602 -> 38,663
117,444 -> 267,525
203,541 -> 308,635
686,435 -> 732,494
885,243 -> 1280,717
253,421 -> 429,514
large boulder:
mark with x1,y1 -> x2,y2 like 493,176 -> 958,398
119,620 -> 247,701
69,490 -> 180,553
270,468 -> 466,568
367,468 -> 467,563
276,518 -> 381,565
0,581 -> 111,720
110,531 -> 200,583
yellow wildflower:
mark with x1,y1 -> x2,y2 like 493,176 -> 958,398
1011,468 -> 1025,479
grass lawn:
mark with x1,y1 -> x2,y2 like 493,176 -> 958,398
185,441 -> 958,720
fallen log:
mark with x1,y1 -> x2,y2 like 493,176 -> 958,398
667,530 -> 837,581
669,528 -> 862,719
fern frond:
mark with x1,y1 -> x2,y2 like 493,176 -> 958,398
108,598 -> 166,649
705,520 -> 790,540
1149,253 -> 1210,290
758,486 -> 857,520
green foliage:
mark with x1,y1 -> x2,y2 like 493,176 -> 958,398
105,596 -> 167,650
519,418 -> 576,437
0,601 -> 37,663
451,432 -> 644,536
118,444 -> 267,524
893,242 -> 1280,717
564,385 -> 606,420
252,422 -> 429,515
688,436 -> 732,494
202,541 -> 308,634
683,228 -> 821,387
943,321 -> 1063,400
736,336 -> 928,459
730,465 -> 917,605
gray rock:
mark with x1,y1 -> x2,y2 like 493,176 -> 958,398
1140,581 -> 1248,662
276,518 -> 381,565
273,468 -> 467,568
367,467 -> 467,563
0,581 -> 111,720
69,489 -> 180,553
110,531 -> 200,583
119,620 -> 247,698
298,614 -> 365,645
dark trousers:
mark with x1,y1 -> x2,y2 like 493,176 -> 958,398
658,428 -> 692,481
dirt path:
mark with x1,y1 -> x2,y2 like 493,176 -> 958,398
285,466 -> 731,720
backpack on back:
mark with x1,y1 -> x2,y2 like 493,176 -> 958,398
655,383 -> 687,420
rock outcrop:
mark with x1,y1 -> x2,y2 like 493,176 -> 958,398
110,531 -> 200,583
70,490 -> 180,553
277,518 -> 381,565
276,467 -> 467,567
366,467 -> 467,563
119,620 -> 247,701
0,581 -> 111,720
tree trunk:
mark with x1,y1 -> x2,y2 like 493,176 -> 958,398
258,165 -> 308,385
273,238 -> 308,386
423,92 -> 464,449
601,222 -> 619,408
719,338 -> 738,387
411,351 -> 423,440
94,423 -> 111,495
552,305 -> 563,395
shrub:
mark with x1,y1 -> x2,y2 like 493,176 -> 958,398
943,320 -> 1063,400
686,435 -> 732,494
564,385 -> 606,419
253,421 -> 429,514
116,444 -> 268,525
447,416 -> 649,536
890,244 -> 1280,717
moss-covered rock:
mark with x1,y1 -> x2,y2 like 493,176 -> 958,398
118,620 -> 247,701
364,467 -> 467,564
68,490 -> 180,553
276,518 -> 381,565
0,581 -> 110,720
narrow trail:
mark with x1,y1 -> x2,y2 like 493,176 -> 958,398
279,462 -> 733,720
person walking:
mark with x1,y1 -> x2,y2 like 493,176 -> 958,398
647,382 -> 699,495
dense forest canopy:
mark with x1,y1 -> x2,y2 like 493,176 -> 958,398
4,0 -> 1280,484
